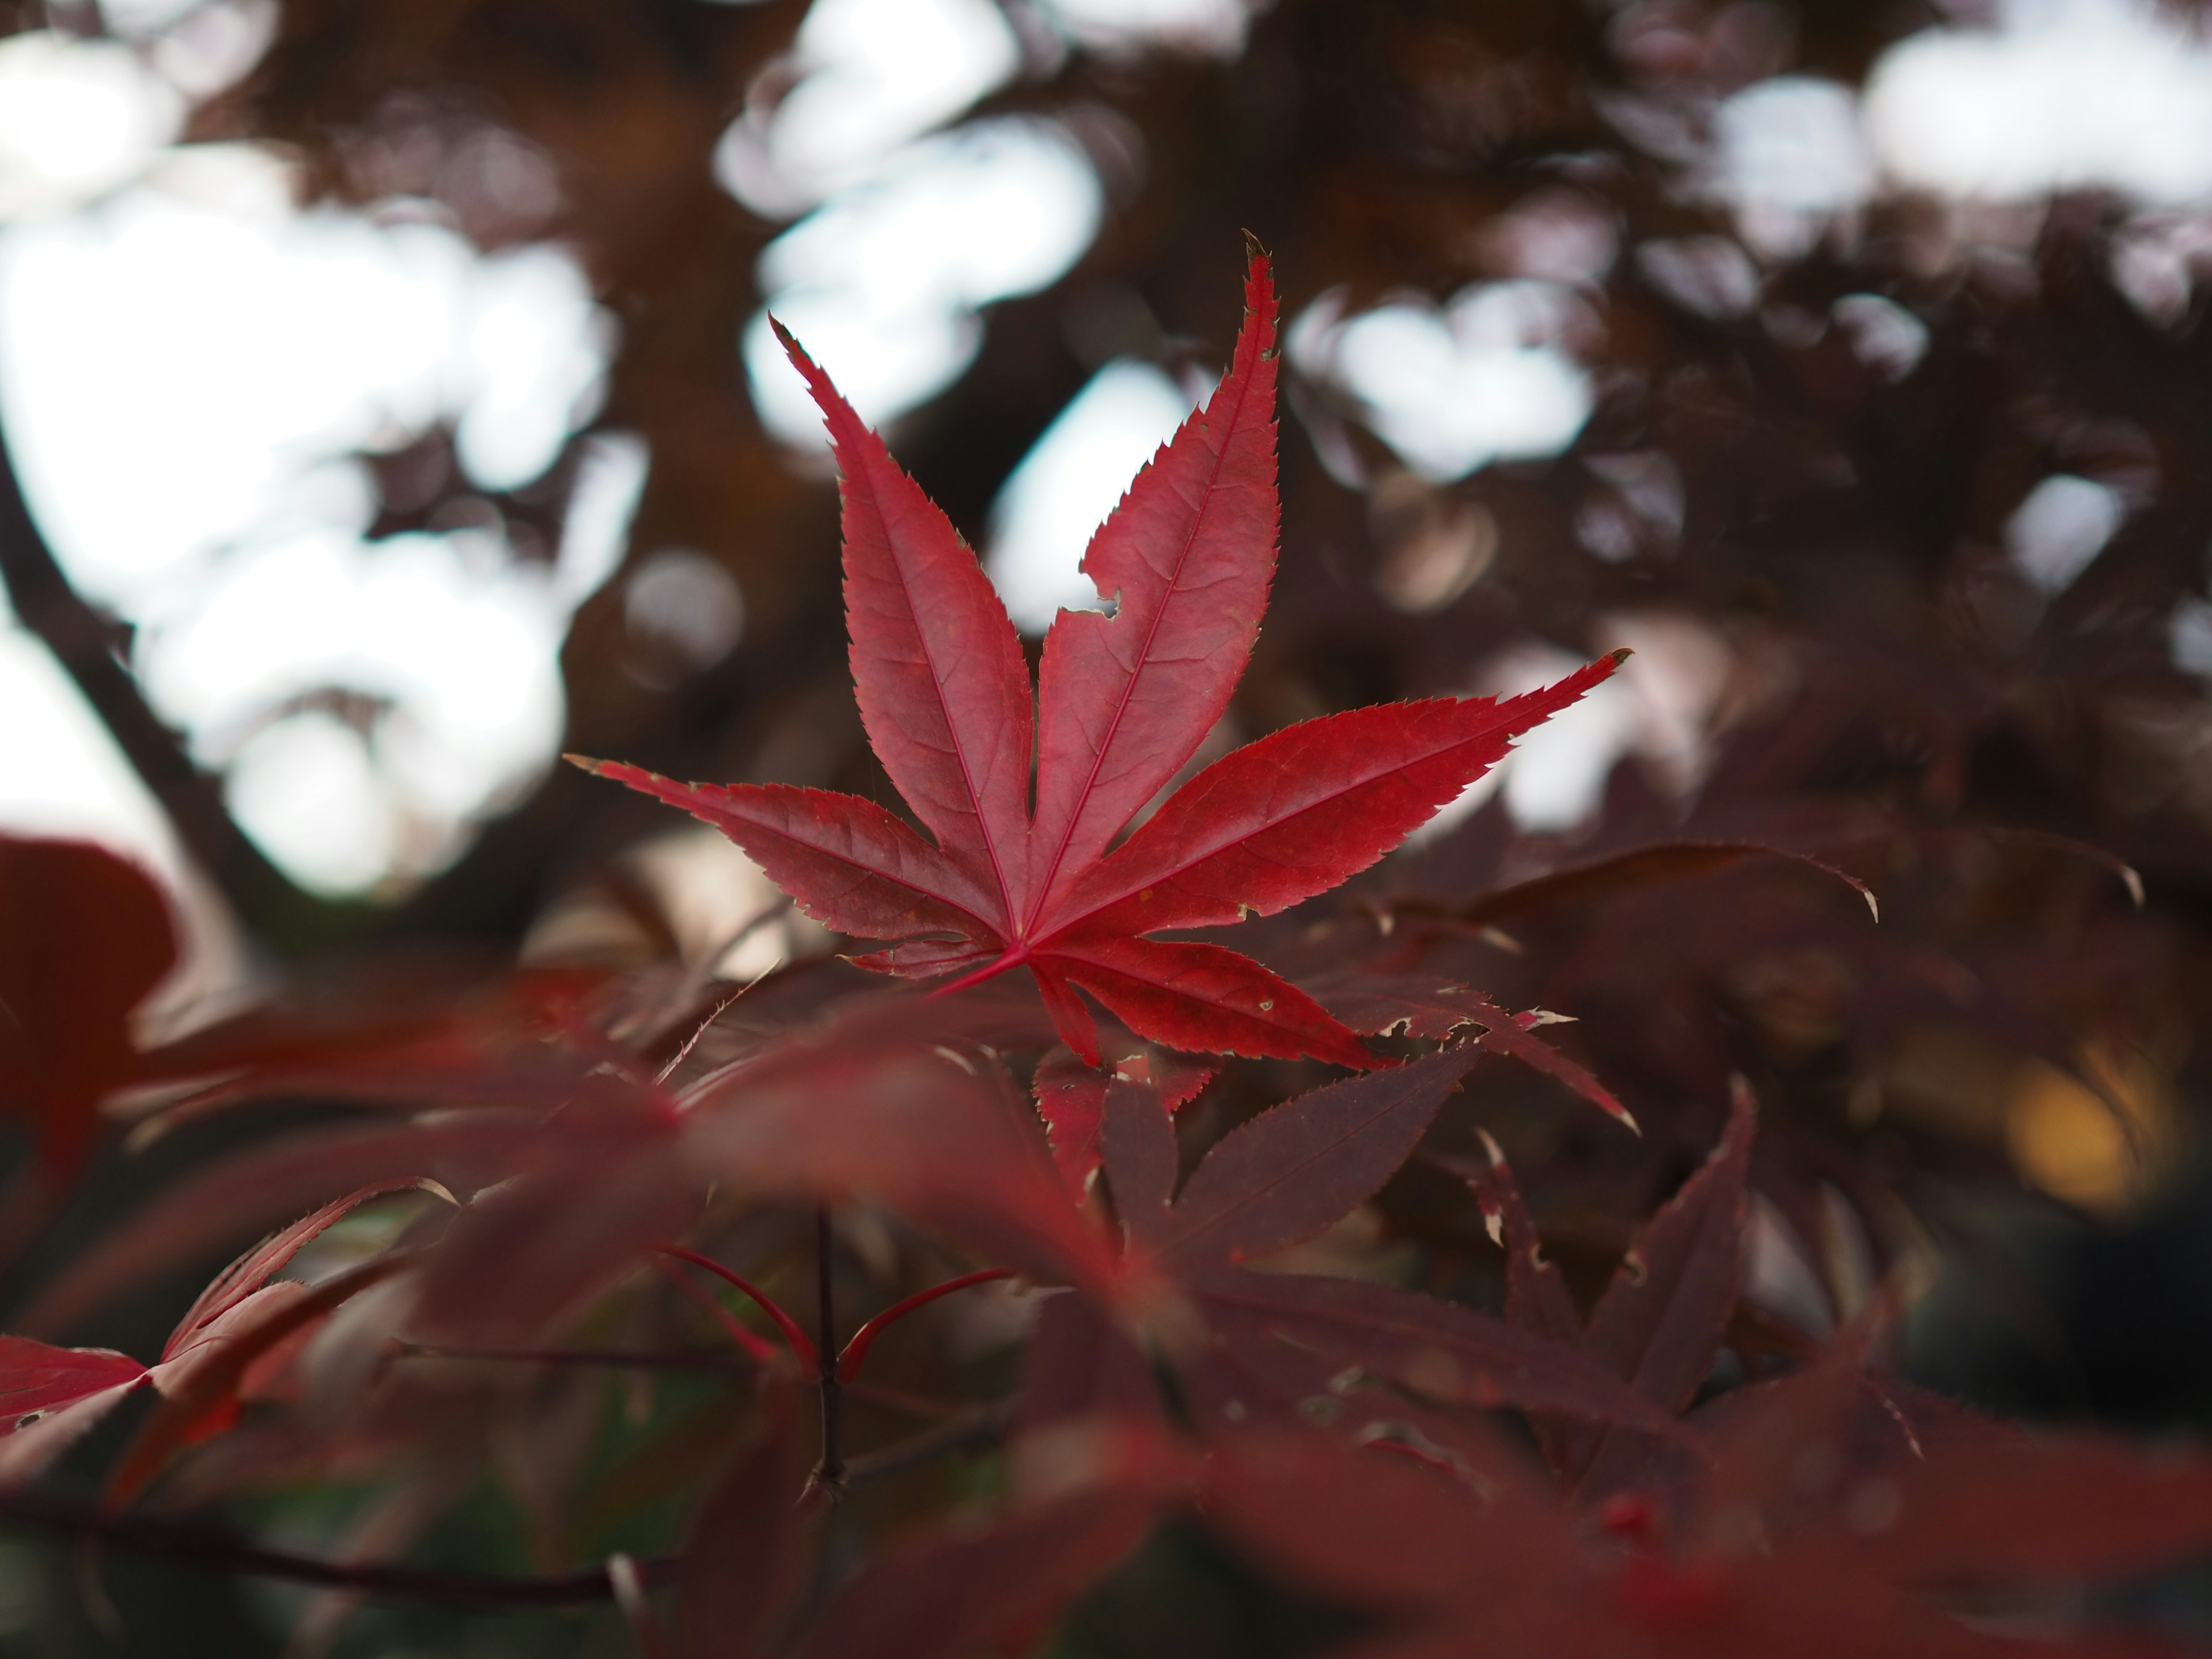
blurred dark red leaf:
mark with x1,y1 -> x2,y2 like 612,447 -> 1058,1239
796,1460 -> 1169,1659
0,837 -> 175,1178
675,1394 -> 821,1659
0,1335 -> 147,1430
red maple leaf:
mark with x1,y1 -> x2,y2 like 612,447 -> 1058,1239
0,1180 -> 416,1497
578,256 -> 1618,1069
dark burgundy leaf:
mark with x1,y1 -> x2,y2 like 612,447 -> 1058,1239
796,1486 -> 1162,1659
1034,1037 -> 1213,1198
1463,1138 -> 1589,1476
1157,1041 -> 1486,1271
21,1115 -> 542,1337
1194,1273 -> 1680,1434
1013,1293 -> 1165,1441
1454,839 -> 1878,928
1200,1430 -> 1577,1612
1099,1062 -> 1182,1249
1575,1082 -> 1758,1494
676,1396 -> 821,1659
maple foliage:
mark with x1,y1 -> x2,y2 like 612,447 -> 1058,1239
0,794 -> 2202,1654
0,239 -> 2204,1653
577,255 -> 1622,1071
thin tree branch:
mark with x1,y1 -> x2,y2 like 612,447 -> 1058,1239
835,1268 -> 1014,1384
0,1488 -> 678,1606
0,1397 -> 1007,1609
840,1401 -> 1010,1490
392,1342 -> 757,1377
814,1206 -> 844,1490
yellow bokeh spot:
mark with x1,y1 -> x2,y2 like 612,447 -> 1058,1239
2003,1044 -> 2173,1216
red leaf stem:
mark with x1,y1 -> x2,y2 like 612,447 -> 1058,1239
835,1269 -> 1014,1384
659,1248 -> 817,1372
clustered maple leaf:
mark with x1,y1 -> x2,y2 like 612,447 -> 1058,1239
0,252 -> 2192,1659
577,255 -> 1620,1070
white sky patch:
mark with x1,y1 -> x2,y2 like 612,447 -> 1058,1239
141,529 -> 571,822
986,359 -> 1195,634
1866,0 -> 2212,206
142,0 -> 278,101
556,433 -> 652,606
0,31 -> 182,220
452,247 -> 613,490
715,0 -> 1021,218
747,118 -> 1103,446
1039,0 -> 1257,57
0,146 -> 634,897
1831,293 -> 1929,380
1707,76 -> 1876,259
2005,474 -> 2124,592
0,612 -> 189,874
2171,596 -> 2212,677
1290,282 -> 1596,485
100,0 -> 207,32
223,709 -> 399,896
1,155 -> 611,603
626,547 -> 748,675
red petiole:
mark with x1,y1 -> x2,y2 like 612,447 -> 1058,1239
834,1268 -> 1014,1384
658,1247 -> 818,1372
660,1247 -> 1011,1387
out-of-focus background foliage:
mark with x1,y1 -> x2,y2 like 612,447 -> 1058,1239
10,0 -> 2212,1649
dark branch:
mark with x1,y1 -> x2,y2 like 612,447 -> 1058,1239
814,1206 -> 844,1490
393,1342 -> 756,1376
0,1402 -> 1005,1606
0,1488 -> 677,1606
840,1402 -> 1010,1490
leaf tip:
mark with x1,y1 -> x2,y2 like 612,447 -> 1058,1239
2123,864 -> 2146,908
1240,229 -> 1273,288
563,752 -> 608,777
1726,1073 -> 1760,1135
1476,1127 -> 1507,1171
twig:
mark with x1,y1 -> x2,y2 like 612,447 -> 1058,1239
0,1489 -> 679,1607
658,1248 -> 812,1369
835,1269 -> 1014,1384
607,1552 -> 672,1659
840,1401 -> 1011,1490
815,1207 -> 844,1491
392,1342 -> 756,1376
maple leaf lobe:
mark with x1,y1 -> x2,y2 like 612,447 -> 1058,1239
587,264 -> 1622,1074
